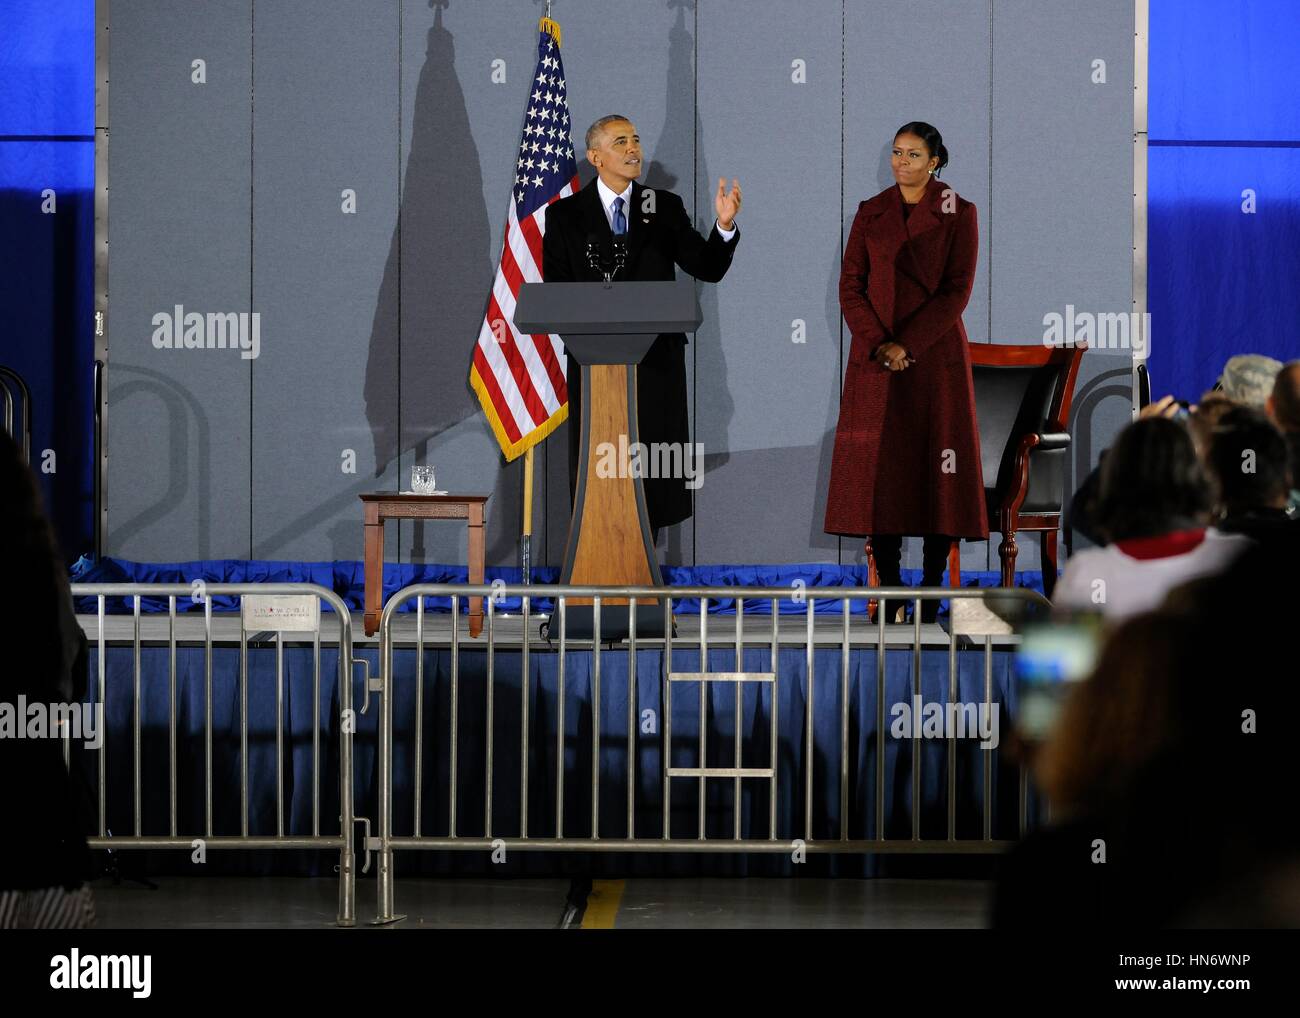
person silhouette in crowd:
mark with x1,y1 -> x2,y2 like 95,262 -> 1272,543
1205,406 -> 1298,546
1263,360 -> 1300,515
996,540 -> 1298,927
1066,353 -> 1283,547
0,430 -> 95,928
1053,418 -> 1251,621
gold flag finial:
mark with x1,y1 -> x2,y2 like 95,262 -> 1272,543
540,15 -> 561,47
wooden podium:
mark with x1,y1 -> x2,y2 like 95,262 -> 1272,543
514,277 -> 701,638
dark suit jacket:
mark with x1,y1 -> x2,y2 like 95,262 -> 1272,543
542,177 -> 739,530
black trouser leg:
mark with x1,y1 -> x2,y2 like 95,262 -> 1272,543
873,534 -> 904,622
872,534 -> 903,588
920,534 -> 953,622
921,534 -> 953,587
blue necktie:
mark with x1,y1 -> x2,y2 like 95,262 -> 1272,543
612,196 -> 627,236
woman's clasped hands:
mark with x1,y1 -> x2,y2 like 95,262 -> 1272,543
875,341 -> 915,372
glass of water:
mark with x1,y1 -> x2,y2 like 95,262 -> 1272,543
411,465 -> 436,494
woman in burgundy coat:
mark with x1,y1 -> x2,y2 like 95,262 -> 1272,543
825,122 -> 988,621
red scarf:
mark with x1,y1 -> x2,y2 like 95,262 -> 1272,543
1113,528 -> 1207,561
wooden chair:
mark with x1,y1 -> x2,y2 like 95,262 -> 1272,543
866,342 -> 1086,602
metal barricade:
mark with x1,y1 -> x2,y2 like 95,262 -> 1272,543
67,582 -> 363,926
372,582 -> 1050,924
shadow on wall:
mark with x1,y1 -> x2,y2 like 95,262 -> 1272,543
875,139 -> 894,192
548,0 -> 702,568
818,233 -> 846,562
680,0 -> 734,487
1066,364 -> 1133,553
364,0 -> 490,476
107,365 -> 211,560
253,0 -> 502,563
660,0 -> 708,565
367,0 -> 533,567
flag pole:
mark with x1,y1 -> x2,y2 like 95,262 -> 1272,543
474,3 -> 570,587
520,445 -> 535,585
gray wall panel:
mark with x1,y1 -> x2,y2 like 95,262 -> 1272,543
106,0 -> 253,561
251,0 -> 400,561
103,0 -> 1137,588
694,0 -> 843,564
396,0 -> 524,567
991,0 -> 1136,569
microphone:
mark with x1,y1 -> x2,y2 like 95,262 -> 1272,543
585,233 -> 602,274
611,234 -> 628,278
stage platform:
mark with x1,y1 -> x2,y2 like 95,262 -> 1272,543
61,559 -> 1040,883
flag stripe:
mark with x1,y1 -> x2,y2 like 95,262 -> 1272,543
475,324 -> 535,437
494,244 -> 568,402
486,278 -> 560,417
471,350 -> 524,445
485,293 -> 550,427
516,209 -> 548,281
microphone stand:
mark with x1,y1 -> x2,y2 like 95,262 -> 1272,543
586,239 -> 627,283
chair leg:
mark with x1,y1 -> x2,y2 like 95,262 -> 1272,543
998,530 -> 1018,588
1041,530 -> 1059,599
947,540 -> 961,588
865,538 -> 877,621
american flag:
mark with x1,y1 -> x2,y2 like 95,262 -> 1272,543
469,17 -> 580,461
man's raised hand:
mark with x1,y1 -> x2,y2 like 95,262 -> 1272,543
715,177 -> 742,231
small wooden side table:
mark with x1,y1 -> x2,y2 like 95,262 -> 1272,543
359,492 -> 491,638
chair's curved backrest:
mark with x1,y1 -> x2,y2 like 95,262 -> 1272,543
0,365 -> 32,463
969,344 -> 1086,499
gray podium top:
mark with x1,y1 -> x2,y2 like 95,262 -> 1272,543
514,278 -> 702,336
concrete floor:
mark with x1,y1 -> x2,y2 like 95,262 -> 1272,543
88,876 -> 993,929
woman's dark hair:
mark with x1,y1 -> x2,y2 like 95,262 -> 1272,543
1096,417 -> 1212,541
1205,406 -> 1291,512
894,121 -> 949,177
